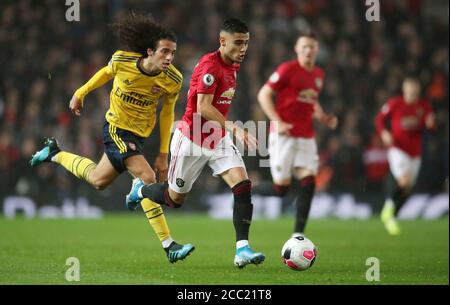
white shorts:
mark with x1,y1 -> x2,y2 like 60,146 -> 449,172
387,147 -> 422,185
268,133 -> 319,181
168,128 -> 246,193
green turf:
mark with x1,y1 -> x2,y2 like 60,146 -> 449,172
0,213 -> 448,284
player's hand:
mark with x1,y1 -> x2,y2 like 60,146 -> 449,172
323,114 -> 338,130
154,153 -> 169,182
425,113 -> 436,130
380,130 -> 393,147
274,121 -> 293,135
69,95 -> 83,116
234,127 -> 258,151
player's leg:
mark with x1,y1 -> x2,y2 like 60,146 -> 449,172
388,174 -> 413,215
125,154 -> 194,263
30,137 -> 118,189
392,156 -> 420,216
85,153 -> 120,189
253,179 -> 291,196
292,138 -> 319,237
211,136 -> 265,268
381,181 -> 405,236
253,178 -> 291,197
381,148 -> 419,235
126,129 -> 203,208
220,166 -> 265,268
129,181 -> 188,207
253,132 -> 293,197
292,167 -> 316,237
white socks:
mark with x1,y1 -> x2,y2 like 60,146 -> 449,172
236,240 -> 249,249
291,232 -> 304,238
162,236 -> 174,249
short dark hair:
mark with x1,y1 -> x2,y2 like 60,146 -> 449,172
220,18 -> 249,34
298,29 -> 318,41
111,12 -> 177,57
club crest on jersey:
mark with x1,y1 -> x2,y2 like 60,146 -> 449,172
151,86 -> 161,94
203,74 -> 215,87
176,178 -> 185,188
315,78 -> 323,89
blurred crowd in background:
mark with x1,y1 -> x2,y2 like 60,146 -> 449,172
0,0 -> 448,211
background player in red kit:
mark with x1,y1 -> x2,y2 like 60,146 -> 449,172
126,18 -> 265,268
254,31 -> 337,239
376,77 -> 436,235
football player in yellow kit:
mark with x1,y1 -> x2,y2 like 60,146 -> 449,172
30,13 -> 194,263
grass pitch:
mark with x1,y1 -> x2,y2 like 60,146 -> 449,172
0,213 -> 448,284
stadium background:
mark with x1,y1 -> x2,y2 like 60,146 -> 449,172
0,0 -> 448,217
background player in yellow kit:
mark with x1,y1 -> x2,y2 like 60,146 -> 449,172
29,13 -> 194,263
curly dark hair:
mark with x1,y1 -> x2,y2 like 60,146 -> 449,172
111,12 -> 177,57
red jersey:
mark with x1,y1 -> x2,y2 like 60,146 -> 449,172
266,60 -> 325,138
178,50 -> 239,149
375,96 -> 435,157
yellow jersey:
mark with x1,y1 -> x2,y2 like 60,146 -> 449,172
74,50 -> 183,152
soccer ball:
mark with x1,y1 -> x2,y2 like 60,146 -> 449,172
281,236 -> 317,271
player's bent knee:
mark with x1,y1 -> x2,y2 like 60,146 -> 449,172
232,179 -> 252,195
139,172 -> 156,184
92,179 -> 110,190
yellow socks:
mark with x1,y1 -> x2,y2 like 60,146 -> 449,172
141,198 -> 171,243
53,151 -> 96,182
54,151 -> 173,245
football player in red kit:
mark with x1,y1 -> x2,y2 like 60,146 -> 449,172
254,31 -> 337,239
126,18 -> 265,268
376,77 -> 436,235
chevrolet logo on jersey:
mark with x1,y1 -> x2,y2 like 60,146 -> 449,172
221,88 -> 235,100
401,116 -> 420,130
297,89 -> 319,104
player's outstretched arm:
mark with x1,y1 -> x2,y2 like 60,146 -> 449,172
159,92 -> 178,153
70,66 -> 114,116
425,112 -> 436,131
197,93 -> 228,129
257,85 -> 293,134
380,129 -> 394,147
375,101 -> 394,147
257,85 -> 280,121
313,102 -> 338,130
197,93 -> 257,151
69,95 -> 84,116
156,92 -> 178,182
